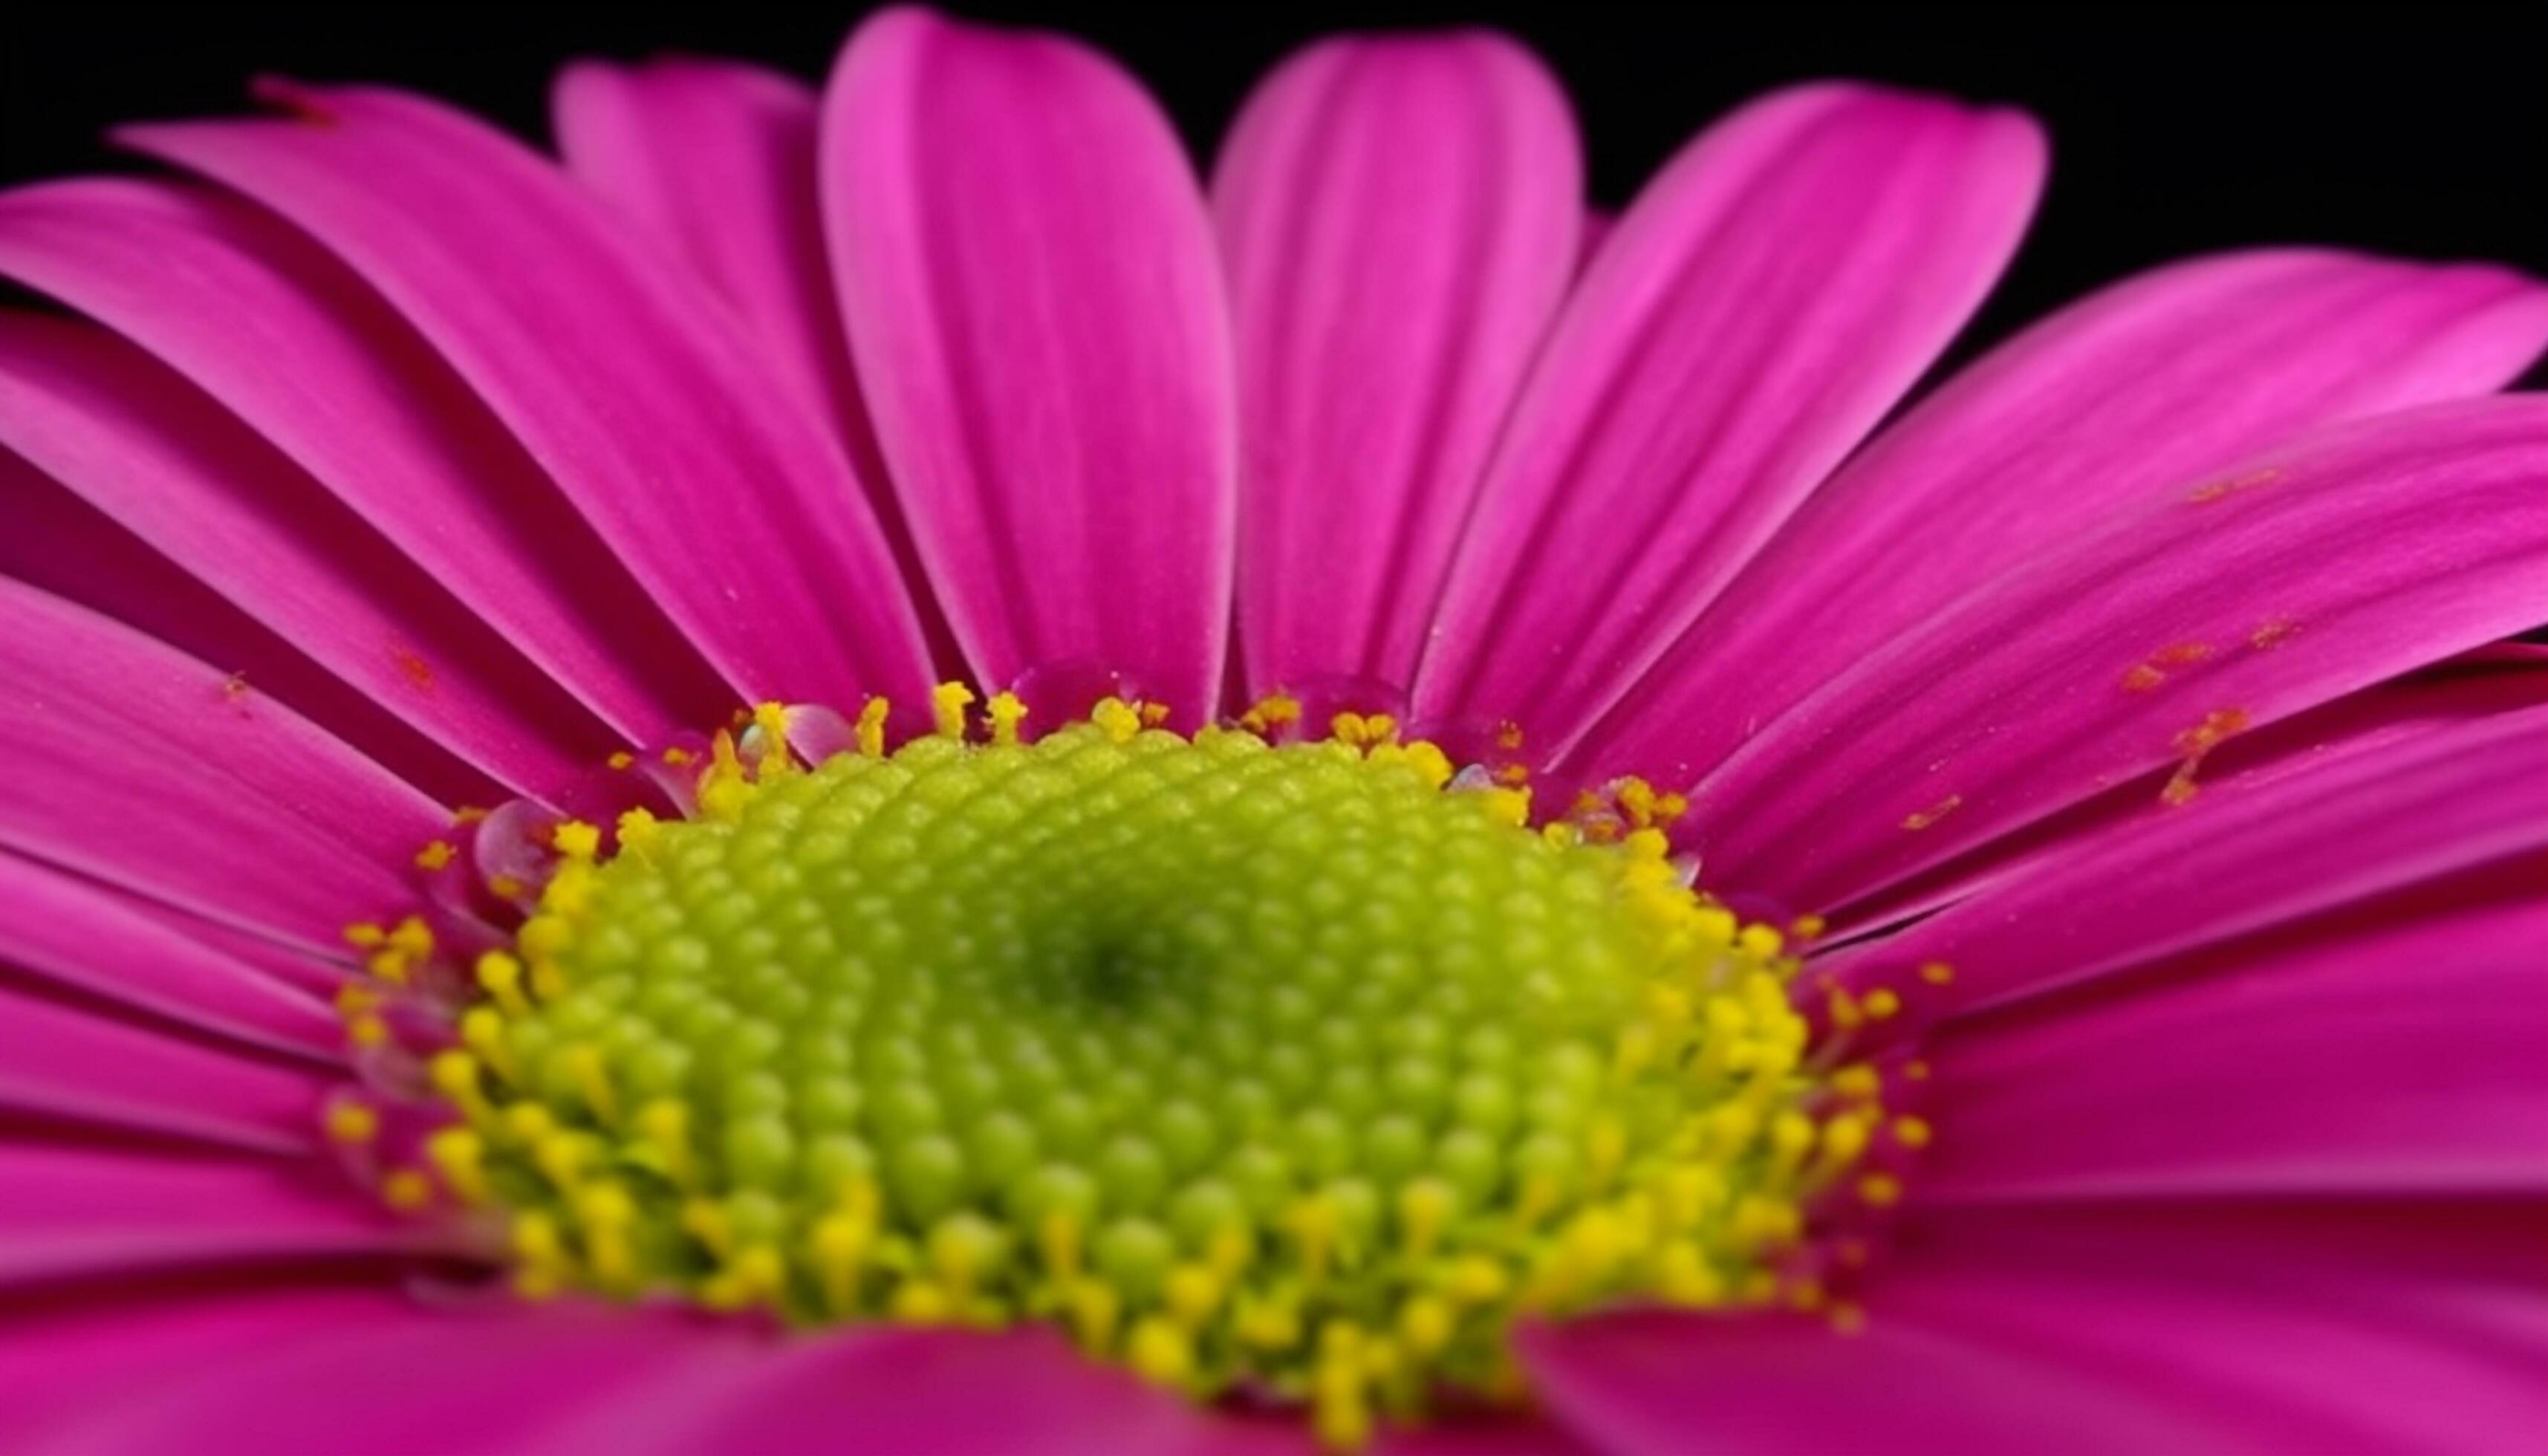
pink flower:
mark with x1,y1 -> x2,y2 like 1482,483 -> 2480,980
3,7 -> 2546,1453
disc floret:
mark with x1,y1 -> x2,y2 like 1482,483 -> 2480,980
339,692 -> 1893,1446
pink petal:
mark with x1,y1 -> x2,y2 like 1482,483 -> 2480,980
1523,1306 -> 2222,1455
1212,31 -> 1580,698
0,1143 -> 407,1287
0,312 -> 614,796
0,446 -> 490,804
1920,854 -> 2548,1200
0,848 -> 339,1057
2,1294 -> 1304,1456
79,882 -> 352,1001
0,577 -> 444,950
1575,209 -> 1613,276
1886,1204 -> 2548,1453
0,178 -> 729,744
1380,1416 -> 1598,1456
1905,1197 -> 2548,1343
7,1295 -> 718,1456
553,58 -> 847,426
1830,693 -> 2548,1017
1411,83 -> 2045,751
1530,1197 -> 2548,1456
822,7 -> 1237,716
0,979 -> 327,1153
558,1325 -> 1307,1456
551,57 -> 958,669
1577,250 -> 2548,784
120,82 -> 933,713
1826,643 -> 2548,939
1683,397 -> 2548,914
0,1284 -> 416,1451
553,63 -> 851,455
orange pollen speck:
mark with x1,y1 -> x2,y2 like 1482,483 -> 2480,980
2185,467 -> 2281,504
2162,706 -> 2251,805
392,647 -> 435,689
2122,641 -> 2213,692
2249,617 -> 2301,650
1900,794 -> 1963,832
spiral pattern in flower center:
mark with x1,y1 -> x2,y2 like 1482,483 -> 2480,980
349,694 -> 1884,1447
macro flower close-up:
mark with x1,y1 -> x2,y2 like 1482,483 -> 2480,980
1,6 -> 2544,1453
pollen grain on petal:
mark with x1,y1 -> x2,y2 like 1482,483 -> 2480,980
2161,706 -> 2252,806
2247,616 -> 2301,650
2184,466 -> 2282,504
2120,640 -> 2214,692
391,646 -> 436,690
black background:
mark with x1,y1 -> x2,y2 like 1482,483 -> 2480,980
7,5 -> 2545,389
3,4 -> 2545,446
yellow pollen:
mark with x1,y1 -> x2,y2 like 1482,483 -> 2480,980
324,1100 -> 380,1145
750,702 -> 794,771
1238,694 -> 1301,734
856,697 -> 892,758
382,1169 -> 434,1211
1090,695 -> 1143,743
987,692 -> 1030,746
932,682 -> 978,738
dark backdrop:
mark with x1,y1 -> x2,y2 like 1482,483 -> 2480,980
8,5 -> 2546,388
4,0 -> 2546,513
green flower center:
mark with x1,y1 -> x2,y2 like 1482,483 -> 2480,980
348,693 -> 1880,1447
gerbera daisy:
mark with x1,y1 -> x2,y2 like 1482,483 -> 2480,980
1,7 -> 2544,1452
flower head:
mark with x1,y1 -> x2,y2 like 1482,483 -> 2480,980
1,7 -> 2545,1453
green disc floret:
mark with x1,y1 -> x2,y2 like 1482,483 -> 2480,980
383,694 -> 1873,1448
